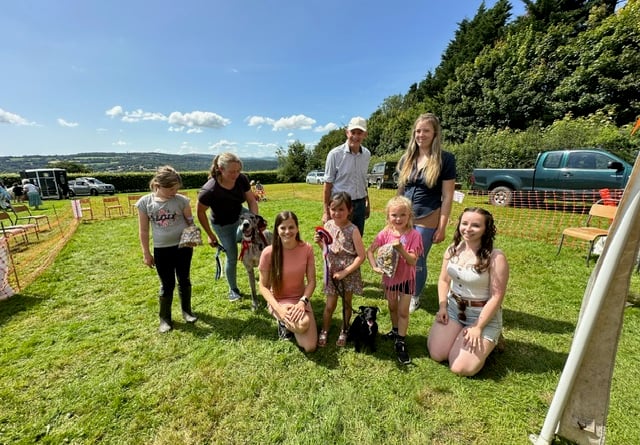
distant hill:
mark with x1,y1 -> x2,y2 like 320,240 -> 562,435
0,152 -> 278,173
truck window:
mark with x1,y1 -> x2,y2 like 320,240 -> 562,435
567,152 -> 597,169
542,153 -> 563,168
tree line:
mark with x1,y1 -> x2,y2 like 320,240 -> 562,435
278,0 -> 640,185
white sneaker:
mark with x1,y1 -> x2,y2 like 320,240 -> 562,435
409,296 -> 420,313
228,289 -> 242,302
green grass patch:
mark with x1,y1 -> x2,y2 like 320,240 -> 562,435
1,184 -> 638,444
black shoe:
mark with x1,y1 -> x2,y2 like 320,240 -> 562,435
278,321 -> 293,340
395,340 -> 411,365
383,330 -> 397,341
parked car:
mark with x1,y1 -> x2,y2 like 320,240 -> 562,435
305,170 -> 325,184
470,148 -> 632,206
367,161 -> 398,189
68,177 -> 116,196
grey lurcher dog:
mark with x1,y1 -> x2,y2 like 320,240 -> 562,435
238,213 -> 273,311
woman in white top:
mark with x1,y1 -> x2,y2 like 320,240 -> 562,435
427,207 -> 509,376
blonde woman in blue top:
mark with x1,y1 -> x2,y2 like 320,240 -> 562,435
397,113 -> 456,313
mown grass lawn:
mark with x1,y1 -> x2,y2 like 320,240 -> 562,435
1,184 -> 638,444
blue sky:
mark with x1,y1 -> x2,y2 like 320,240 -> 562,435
1,0 -> 525,158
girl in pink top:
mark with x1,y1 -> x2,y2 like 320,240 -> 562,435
367,196 -> 423,365
259,210 -> 318,353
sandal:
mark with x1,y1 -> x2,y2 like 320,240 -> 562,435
336,329 -> 348,347
318,330 -> 328,347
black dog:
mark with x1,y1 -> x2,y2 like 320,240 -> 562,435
348,306 -> 379,352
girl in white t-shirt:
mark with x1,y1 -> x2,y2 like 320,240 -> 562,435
137,166 -> 197,333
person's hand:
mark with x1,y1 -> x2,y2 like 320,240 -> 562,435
207,235 -> 219,248
364,203 -> 370,219
143,253 -> 155,268
371,265 -> 383,275
432,227 -> 446,244
333,271 -> 348,281
436,308 -> 448,324
462,326 -> 484,352
284,302 -> 306,324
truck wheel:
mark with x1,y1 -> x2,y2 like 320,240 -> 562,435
489,186 -> 513,206
376,179 -> 383,190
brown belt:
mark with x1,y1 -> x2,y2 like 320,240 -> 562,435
451,292 -> 487,307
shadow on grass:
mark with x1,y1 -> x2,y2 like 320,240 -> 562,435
0,293 -> 45,325
478,338 -> 569,380
503,308 -> 575,334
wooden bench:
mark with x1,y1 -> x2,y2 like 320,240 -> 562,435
556,202 -> 617,266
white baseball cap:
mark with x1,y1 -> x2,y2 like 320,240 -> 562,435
347,116 -> 367,132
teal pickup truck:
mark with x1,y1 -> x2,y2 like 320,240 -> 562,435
470,149 -> 633,206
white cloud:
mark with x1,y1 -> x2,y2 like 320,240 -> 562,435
106,106 -> 166,122
208,139 -> 238,152
246,116 -> 275,128
112,140 -> 128,146
247,114 -> 317,131
0,108 -> 33,126
169,126 -> 184,133
272,114 -> 316,131
168,111 -> 230,129
57,118 -> 78,127
105,105 -> 123,118
96,128 -> 108,133
122,109 -> 167,123
314,122 -> 339,132
186,127 -> 203,134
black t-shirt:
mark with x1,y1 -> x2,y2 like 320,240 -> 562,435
197,174 -> 250,226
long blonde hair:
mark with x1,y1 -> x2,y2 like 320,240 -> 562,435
209,152 -> 243,180
397,113 -> 443,188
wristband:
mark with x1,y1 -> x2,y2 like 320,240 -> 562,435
299,296 -> 310,306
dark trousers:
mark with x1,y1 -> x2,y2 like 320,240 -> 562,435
351,198 -> 366,236
154,245 -> 193,321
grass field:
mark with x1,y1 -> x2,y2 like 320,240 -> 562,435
1,184 -> 638,444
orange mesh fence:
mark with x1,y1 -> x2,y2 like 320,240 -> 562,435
455,189 -> 621,244
2,189 -> 623,292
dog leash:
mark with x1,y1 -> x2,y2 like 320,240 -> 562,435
215,243 -> 226,280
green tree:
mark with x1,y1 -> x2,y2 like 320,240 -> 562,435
276,141 -> 309,183
310,128 -> 347,171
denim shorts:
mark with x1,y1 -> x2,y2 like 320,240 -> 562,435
446,295 -> 502,343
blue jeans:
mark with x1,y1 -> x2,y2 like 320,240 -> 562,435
414,225 -> 436,299
212,211 -> 248,291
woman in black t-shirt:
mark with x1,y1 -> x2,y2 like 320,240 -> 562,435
197,153 -> 259,302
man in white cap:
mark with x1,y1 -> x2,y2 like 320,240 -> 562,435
322,116 -> 371,236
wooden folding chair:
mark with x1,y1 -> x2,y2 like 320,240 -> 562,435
79,198 -> 94,220
103,196 -> 123,218
12,204 -> 51,231
0,211 -> 30,246
556,202 -> 617,265
128,195 -> 142,215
